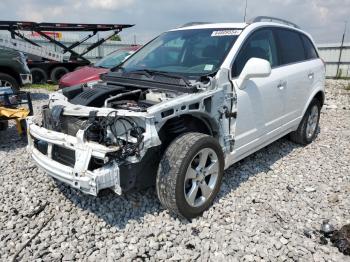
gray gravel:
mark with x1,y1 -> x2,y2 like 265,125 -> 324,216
1,80 -> 350,261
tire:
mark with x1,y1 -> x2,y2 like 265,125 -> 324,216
289,98 -> 321,145
0,121 -> 9,131
0,73 -> 19,93
30,67 -> 48,84
50,67 -> 69,84
156,132 -> 224,219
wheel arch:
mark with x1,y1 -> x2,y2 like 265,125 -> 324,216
158,113 -> 220,146
302,89 -> 325,117
314,90 -> 325,106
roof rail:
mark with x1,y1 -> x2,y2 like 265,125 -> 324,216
179,22 -> 212,28
250,16 -> 299,29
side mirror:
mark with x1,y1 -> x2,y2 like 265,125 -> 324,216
236,58 -> 271,89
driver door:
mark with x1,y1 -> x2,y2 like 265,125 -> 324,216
231,28 -> 288,157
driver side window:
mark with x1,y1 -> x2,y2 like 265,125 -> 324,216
232,29 -> 277,77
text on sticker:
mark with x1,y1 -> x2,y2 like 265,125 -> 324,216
211,30 -> 242,37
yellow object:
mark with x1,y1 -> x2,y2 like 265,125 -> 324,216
0,106 -> 30,135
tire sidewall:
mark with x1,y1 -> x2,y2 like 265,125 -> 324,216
302,99 -> 321,143
0,73 -> 19,93
174,135 -> 224,218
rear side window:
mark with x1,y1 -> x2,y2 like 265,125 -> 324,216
301,35 -> 318,59
275,29 -> 305,65
232,29 -> 278,77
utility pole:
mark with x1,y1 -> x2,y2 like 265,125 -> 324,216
243,0 -> 248,22
336,21 -> 347,78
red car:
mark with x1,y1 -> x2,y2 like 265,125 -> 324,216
59,46 -> 141,88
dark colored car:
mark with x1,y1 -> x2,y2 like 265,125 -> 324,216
0,47 -> 32,92
58,46 -> 141,88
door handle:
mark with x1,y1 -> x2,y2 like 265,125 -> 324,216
277,81 -> 287,90
308,72 -> 314,79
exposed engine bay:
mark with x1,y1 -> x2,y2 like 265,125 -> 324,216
62,83 -> 179,111
41,74 -> 193,163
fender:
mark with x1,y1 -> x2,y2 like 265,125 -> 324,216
301,85 -> 325,117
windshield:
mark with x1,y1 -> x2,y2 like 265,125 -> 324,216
95,49 -> 134,69
121,29 -> 240,76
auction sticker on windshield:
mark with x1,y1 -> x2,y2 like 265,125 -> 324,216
204,64 -> 214,71
211,30 -> 242,37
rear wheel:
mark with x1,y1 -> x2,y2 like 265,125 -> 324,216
289,98 -> 321,145
50,67 -> 69,84
30,67 -> 48,84
0,73 -> 19,93
156,133 -> 224,218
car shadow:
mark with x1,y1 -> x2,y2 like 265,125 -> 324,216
56,136 -> 301,229
216,137 -> 299,201
55,181 -> 163,229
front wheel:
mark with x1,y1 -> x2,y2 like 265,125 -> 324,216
289,98 -> 321,145
156,133 -> 224,219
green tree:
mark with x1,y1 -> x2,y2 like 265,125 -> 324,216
109,35 -> 121,41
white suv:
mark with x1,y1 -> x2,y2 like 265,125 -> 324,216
27,16 -> 325,218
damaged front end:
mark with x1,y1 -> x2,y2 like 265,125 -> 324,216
27,67 -> 233,196
27,83 -> 163,196
27,117 -> 123,195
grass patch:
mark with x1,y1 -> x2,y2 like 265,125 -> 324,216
28,84 -> 58,92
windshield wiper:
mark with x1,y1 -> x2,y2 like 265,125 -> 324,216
128,69 -> 190,85
127,69 -> 154,78
111,65 -> 125,72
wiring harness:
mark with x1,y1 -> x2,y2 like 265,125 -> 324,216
85,111 -> 144,160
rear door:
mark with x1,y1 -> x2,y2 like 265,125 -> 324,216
274,29 -> 320,123
300,34 -> 325,111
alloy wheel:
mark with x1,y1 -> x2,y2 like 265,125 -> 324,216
0,80 -> 13,88
184,148 -> 219,207
306,105 -> 319,138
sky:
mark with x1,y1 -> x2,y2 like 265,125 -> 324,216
0,0 -> 349,44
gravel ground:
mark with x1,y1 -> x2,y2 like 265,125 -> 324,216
1,80 -> 350,261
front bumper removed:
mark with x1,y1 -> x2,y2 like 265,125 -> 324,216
26,116 -> 122,196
